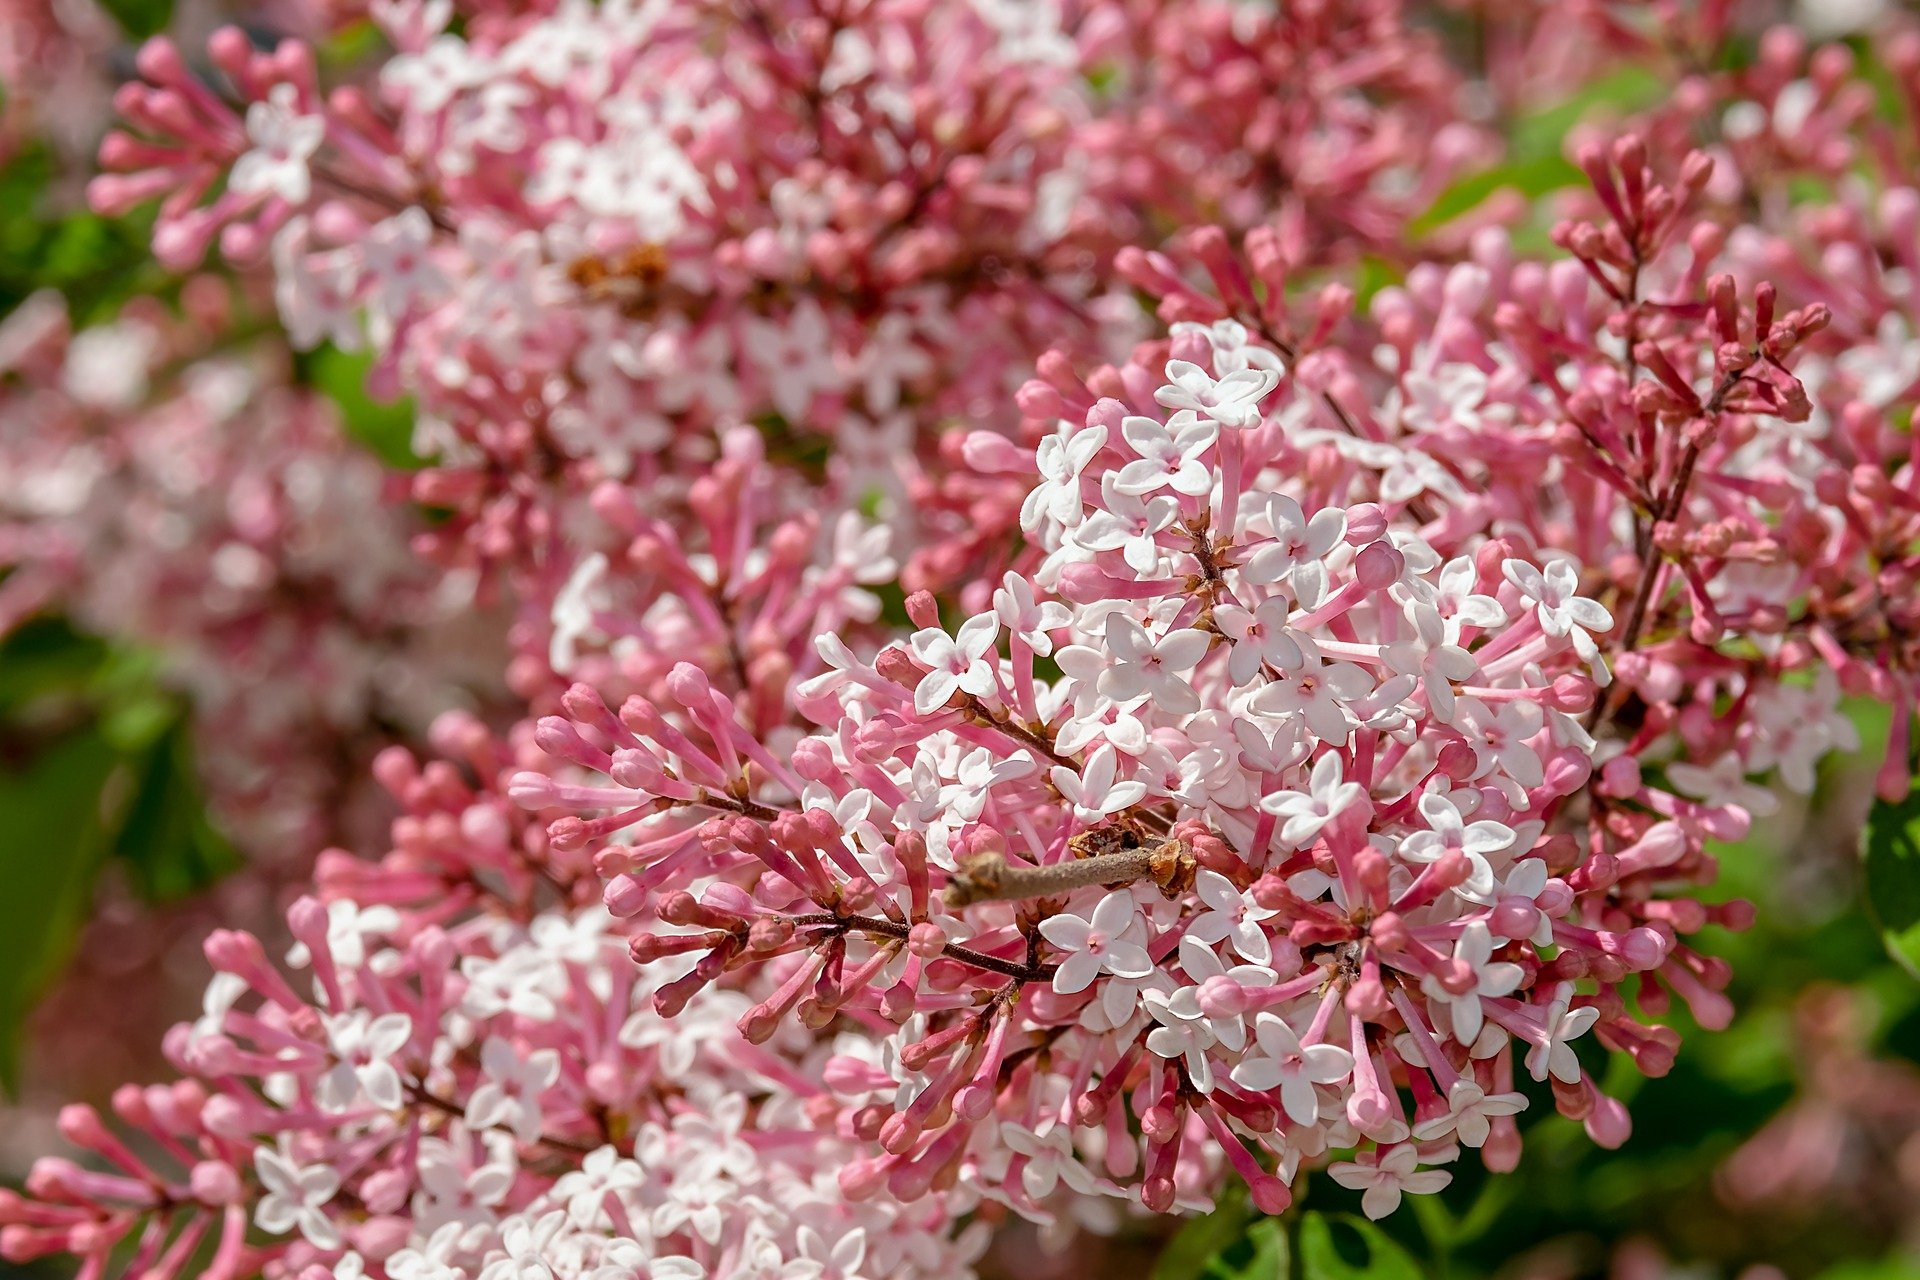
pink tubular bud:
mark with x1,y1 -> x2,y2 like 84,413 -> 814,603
506,772 -> 560,808
664,661 -> 713,707
873,647 -> 921,687
1598,755 -> 1641,797
748,916 -> 795,952
371,745 -> 419,797
1612,821 -> 1688,877
1491,898 -> 1541,941
1368,911 -> 1409,952
1583,1087 -> 1632,1149
1568,852 -> 1619,893
603,874 -> 647,917
548,816 -> 588,851
1680,149 -> 1715,194
963,427 -> 1032,471
629,931 -> 726,964
1346,972 -> 1389,1021
878,1110 -> 922,1155
202,927 -> 266,976
1197,975 -> 1253,1018
1248,1173 -> 1292,1215
1542,753 -> 1591,797
903,590 -> 941,628
1057,562 -> 1172,602
286,896 -> 330,948
1608,927 -> 1670,971
653,966 -> 713,1018
1549,674 -> 1594,714
1344,503 -> 1388,545
1351,540 -> 1404,590
1711,899 -> 1758,931
357,1170 -> 412,1217
55,1106 -> 109,1152
907,922 -> 947,958
1139,1103 -> 1180,1144
1141,1176 -> 1177,1213
838,1157 -> 892,1201
839,877 -> 877,913
1482,1116 -> 1523,1173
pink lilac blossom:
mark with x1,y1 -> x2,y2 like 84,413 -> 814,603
508,128 -> 1920,1225
14,0 -> 1920,1273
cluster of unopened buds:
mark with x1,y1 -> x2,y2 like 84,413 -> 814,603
14,0 -> 1920,1276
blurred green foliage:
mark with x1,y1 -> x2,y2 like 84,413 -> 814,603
0,619 -> 239,1092
1864,772 -> 1920,979
1408,67 -> 1668,248
0,145 -> 168,326
295,344 -> 427,469
0,130 -> 240,1093
93,0 -> 174,39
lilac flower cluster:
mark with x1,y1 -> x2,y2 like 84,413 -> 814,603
9,1 -> 1920,1277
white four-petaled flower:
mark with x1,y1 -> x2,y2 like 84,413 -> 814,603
908,614 -> 1000,713
1050,744 -> 1148,822
1154,360 -> 1279,428
255,1137 -> 343,1248
317,1010 -> 413,1113
1229,1012 -> 1355,1125
1260,752 -> 1367,847
1327,1144 -> 1452,1220
1420,920 -> 1523,1043
1038,889 -> 1153,995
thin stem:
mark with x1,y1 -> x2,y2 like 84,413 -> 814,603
1587,365 -> 1749,730
789,912 -> 1057,982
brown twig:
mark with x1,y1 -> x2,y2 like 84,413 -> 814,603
943,839 -> 1194,907
1587,365 -> 1750,730
789,912 -> 1058,982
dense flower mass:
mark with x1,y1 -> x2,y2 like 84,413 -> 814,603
10,0 -> 1920,1276
515,246 -> 1831,1216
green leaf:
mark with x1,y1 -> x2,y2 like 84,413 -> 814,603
0,620 -> 242,1090
1506,67 -> 1667,164
1154,1189 -> 1289,1280
94,0 -> 173,37
1815,1257 -> 1920,1280
1296,1213 -> 1424,1280
110,719 -> 241,902
1863,778 -> 1920,978
1408,155 -> 1582,237
0,729 -> 123,1090
1154,1194 -> 1254,1280
301,344 -> 424,469
0,616 -> 111,722
1352,255 -> 1405,309
0,144 -> 169,322
1410,65 -> 1667,237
